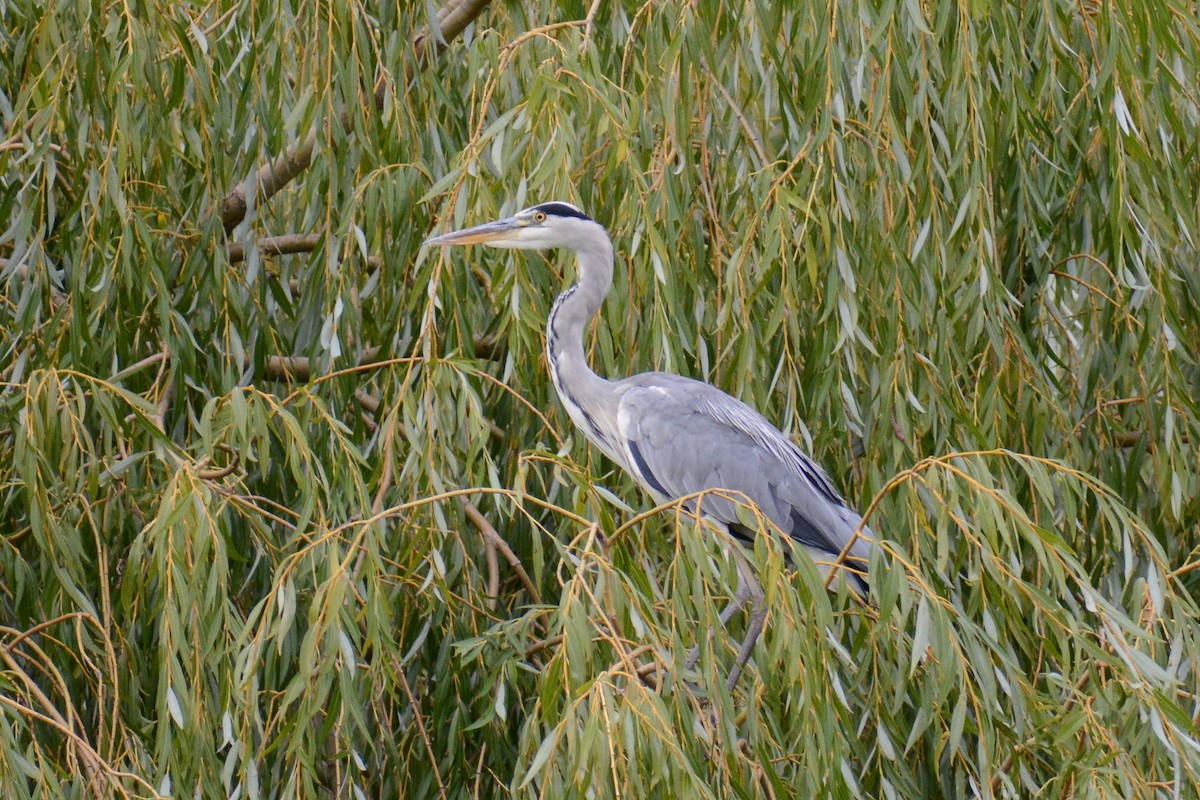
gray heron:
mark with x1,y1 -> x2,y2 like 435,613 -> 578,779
426,201 -> 874,688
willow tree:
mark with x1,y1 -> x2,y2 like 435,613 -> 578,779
1,0 -> 1197,797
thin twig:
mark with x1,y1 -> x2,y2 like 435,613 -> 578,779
355,386 -> 505,443
195,445 -> 240,480
1,613 -> 94,652
108,351 -> 168,384
392,658 -> 449,800
0,648 -> 111,799
699,58 -> 769,168
988,673 -> 1092,794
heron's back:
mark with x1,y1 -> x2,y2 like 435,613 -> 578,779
610,373 -> 874,581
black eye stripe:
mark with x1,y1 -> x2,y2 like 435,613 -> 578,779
530,202 -> 591,221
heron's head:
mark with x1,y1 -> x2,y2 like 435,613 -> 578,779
425,202 -> 602,251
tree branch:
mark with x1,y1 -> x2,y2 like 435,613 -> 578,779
226,233 -> 322,262
256,347 -> 384,382
220,0 -> 494,233
225,233 -> 382,272
463,500 -> 541,603
220,127 -> 318,233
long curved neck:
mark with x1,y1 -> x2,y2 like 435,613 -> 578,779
545,234 -> 625,464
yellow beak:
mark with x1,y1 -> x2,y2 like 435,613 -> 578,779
424,217 -> 524,246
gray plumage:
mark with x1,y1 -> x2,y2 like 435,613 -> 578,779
615,374 -> 872,573
427,201 -> 874,687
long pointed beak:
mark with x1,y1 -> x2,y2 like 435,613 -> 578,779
425,217 -> 523,247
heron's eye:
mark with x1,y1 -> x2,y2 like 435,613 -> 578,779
533,211 -> 547,223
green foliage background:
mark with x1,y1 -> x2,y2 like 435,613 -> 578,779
2,0 -> 1198,797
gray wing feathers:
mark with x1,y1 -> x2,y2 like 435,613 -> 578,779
615,375 -> 873,565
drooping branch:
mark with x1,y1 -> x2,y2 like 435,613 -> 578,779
218,0 -> 494,234
463,500 -> 541,604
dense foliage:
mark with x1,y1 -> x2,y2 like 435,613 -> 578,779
2,0 -> 1198,797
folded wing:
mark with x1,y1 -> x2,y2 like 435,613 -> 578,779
614,373 -> 873,588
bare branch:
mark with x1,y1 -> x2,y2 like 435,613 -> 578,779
226,233 -> 322,262
483,532 -> 500,609
225,234 -> 383,276
151,377 -> 174,435
258,347 -> 384,382
220,127 -> 318,234
463,501 -> 541,603
416,0 -> 494,62
196,445 -> 241,481
354,389 -> 380,415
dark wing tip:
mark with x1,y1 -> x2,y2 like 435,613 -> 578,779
532,201 -> 592,221
627,440 -> 671,498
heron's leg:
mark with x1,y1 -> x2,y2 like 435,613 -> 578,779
725,547 -> 765,690
684,575 -> 753,671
